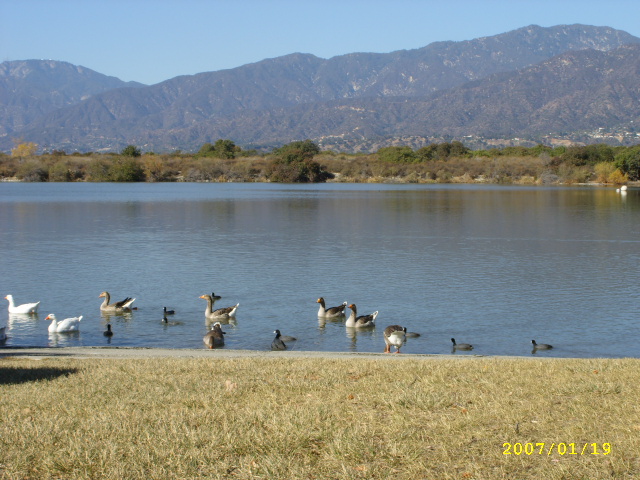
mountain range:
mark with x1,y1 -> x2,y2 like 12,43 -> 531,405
2,24 -> 640,153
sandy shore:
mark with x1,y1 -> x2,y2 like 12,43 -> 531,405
0,346 -> 492,360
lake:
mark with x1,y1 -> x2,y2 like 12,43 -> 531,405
0,182 -> 638,358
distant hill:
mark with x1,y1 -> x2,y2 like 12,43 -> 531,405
1,24 -> 640,153
0,60 -> 145,139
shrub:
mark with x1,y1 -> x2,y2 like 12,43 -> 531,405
377,146 -> 417,163
594,162 -> 617,183
17,160 -> 48,182
267,140 -> 331,182
109,157 -> 145,182
614,147 -> 640,181
49,161 -> 74,182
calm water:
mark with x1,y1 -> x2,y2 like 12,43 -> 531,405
1,182 -> 638,358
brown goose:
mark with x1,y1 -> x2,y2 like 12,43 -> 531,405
383,325 -> 406,353
203,322 -> 225,348
200,294 -> 239,321
99,291 -> 135,312
345,304 -> 378,328
316,297 -> 347,318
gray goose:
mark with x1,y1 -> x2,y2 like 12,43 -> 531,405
383,325 -> 406,353
200,294 -> 238,321
345,303 -> 378,328
99,291 -> 135,312
203,322 -> 225,348
316,297 -> 347,318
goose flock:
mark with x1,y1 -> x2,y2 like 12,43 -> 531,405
2,292 -> 555,355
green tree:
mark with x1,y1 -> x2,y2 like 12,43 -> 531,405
614,147 -> 640,181
267,140 -> 330,183
213,139 -> 238,159
560,144 -> 614,166
121,145 -> 142,157
197,139 -> 239,159
377,146 -> 417,163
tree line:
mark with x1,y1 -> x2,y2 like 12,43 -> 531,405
2,139 -> 639,184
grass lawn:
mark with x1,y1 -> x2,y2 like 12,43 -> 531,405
1,355 -> 638,479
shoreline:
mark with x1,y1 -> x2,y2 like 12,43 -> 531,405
0,345 -> 599,360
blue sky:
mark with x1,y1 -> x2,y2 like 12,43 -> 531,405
2,0 -> 640,85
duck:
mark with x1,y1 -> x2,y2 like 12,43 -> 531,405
451,338 -> 473,350
103,324 -> 114,337
46,313 -> 82,333
163,306 -> 175,315
5,295 -> 40,314
531,340 -> 553,350
200,294 -> 238,321
316,297 -> 347,318
383,325 -> 406,353
271,329 -> 287,350
345,304 -> 378,328
211,292 -> 222,300
99,292 -> 136,312
203,322 -> 225,348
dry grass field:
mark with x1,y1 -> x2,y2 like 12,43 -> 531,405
1,354 -> 638,479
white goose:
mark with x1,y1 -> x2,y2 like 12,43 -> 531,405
5,294 -> 40,314
345,303 -> 378,328
46,314 -> 82,333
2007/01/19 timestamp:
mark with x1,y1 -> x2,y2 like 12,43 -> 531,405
503,442 -> 611,456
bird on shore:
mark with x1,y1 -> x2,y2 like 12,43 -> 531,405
451,338 -> 473,350
203,322 -> 225,348
5,295 -> 40,314
271,330 -> 287,350
316,297 -> 347,318
531,340 -> 553,350
46,314 -> 82,333
99,292 -> 136,312
345,304 -> 377,328
163,306 -> 175,315
383,325 -> 406,353
104,324 -> 114,337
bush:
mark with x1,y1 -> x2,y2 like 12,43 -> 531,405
49,161 -> 74,182
17,160 -> 48,182
377,146 -> 417,163
267,140 -> 331,182
109,157 -> 146,182
614,147 -> 640,181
